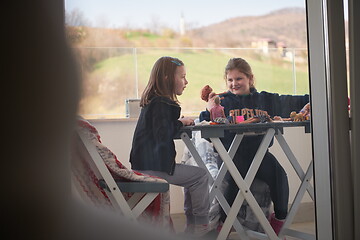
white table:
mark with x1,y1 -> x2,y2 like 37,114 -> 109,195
179,121 -> 314,240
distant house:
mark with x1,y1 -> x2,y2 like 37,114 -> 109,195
251,38 -> 291,59
251,38 -> 277,54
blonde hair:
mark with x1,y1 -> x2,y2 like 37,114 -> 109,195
140,56 -> 184,107
214,95 -> 220,105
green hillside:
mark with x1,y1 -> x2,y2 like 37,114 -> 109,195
79,49 -> 309,118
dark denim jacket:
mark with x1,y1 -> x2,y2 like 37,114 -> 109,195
130,96 -> 183,175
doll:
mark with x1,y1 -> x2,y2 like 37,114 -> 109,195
288,103 -> 311,122
209,96 -> 226,121
299,103 -> 311,120
200,85 -> 226,122
290,111 -> 305,121
200,85 -> 213,102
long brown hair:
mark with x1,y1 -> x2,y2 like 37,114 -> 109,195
140,56 -> 184,107
224,58 -> 255,90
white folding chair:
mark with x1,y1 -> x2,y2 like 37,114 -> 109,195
72,129 -> 169,221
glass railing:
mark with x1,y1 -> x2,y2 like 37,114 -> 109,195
73,47 -> 309,119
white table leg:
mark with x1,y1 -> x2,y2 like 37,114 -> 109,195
275,131 -> 314,200
180,132 -> 214,184
210,134 -> 244,201
211,128 -> 279,240
181,131 -> 247,238
281,161 -> 314,239
180,124 -> 313,240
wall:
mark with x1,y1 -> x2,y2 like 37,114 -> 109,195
90,119 -> 313,215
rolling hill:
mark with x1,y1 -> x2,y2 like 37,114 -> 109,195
188,7 -> 308,48
68,7 -> 308,49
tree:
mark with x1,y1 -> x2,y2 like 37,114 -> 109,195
65,8 -> 91,27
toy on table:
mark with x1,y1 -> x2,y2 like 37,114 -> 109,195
201,85 -> 227,124
273,104 -> 310,122
289,111 -> 305,121
299,103 -> 310,120
287,103 -> 311,121
200,85 -> 213,102
238,113 -> 273,124
209,96 -> 226,121
229,108 -> 273,124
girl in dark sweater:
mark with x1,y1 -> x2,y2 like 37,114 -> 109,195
130,56 -> 210,236
199,57 -> 309,235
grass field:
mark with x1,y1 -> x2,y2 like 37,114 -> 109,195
78,48 -> 309,118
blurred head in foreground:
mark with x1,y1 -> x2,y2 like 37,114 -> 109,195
4,1 -> 183,239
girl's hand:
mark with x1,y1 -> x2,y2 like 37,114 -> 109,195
206,92 -> 217,111
179,116 -> 195,126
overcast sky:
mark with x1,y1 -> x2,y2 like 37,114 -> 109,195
65,0 -> 307,29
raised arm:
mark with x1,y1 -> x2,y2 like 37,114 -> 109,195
278,94 -> 310,118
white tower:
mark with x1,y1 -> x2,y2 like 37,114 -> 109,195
180,13 -> 185,35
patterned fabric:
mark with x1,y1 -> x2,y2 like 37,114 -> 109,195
182,121 -> 271,232
72,117 -> 173,230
